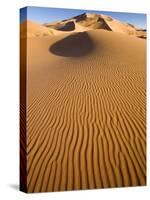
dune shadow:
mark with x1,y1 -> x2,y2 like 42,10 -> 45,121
49,32 -> 94,57
74,13 -> 87,22
56,21 -> 75,31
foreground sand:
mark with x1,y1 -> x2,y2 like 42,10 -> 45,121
21,28 -> 146,192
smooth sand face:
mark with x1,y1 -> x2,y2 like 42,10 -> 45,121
21,14 -> 146,192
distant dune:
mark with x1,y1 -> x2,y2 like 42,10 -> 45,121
20,12 -> 146,193
21,13 -> 146,38
43,13 -> 146,38
20,20 -> 53,38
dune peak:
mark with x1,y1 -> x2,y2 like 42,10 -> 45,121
22,12 -> 146,39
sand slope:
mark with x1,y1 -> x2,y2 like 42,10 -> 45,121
20,20 -> 53,38
21,27 -> 146,192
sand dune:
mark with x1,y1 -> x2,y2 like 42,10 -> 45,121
44,13 -> 146,38
20,12 -> 146,193
20,13 -> 146,38
20,20 -> 53,38
20,27 -> 146,192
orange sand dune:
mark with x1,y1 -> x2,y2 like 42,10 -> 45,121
44,13 -> 146,38
20,27 -> 146,192
20,13 -> 146,38
20,12 -> 146,193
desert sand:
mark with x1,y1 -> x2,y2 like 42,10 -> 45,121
20,13 -> 146,192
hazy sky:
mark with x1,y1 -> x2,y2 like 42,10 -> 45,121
20,6 -> 146,29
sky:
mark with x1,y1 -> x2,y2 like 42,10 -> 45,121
20,6 -> 146,29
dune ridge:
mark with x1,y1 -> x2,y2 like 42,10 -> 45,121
20,26 -> 147,192
20,13 -> 146,39
44,12 -> 146,38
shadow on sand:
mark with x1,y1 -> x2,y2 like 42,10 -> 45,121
56,21 -> 75,31
49,32 -> 94,57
